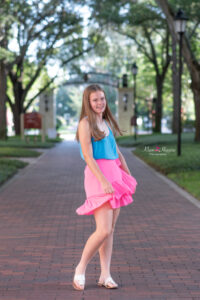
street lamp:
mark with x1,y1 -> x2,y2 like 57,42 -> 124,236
131,62 -> 138,140
122,74 -> 128,87
174,9 -> 188,156
44,94 -> 49,112
83,73 -> 88,82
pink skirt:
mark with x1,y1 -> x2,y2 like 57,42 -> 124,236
76,158 -> 138,215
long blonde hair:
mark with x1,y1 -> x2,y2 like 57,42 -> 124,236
75,84 -> 124,142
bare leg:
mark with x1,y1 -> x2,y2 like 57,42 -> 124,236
75,202 -> 113,279
98,207 -> 121,282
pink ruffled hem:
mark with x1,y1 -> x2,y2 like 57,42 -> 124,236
76,162 -> 138,215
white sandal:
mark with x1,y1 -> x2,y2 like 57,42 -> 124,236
72,274 -> 85,291
98,276 -> 118,289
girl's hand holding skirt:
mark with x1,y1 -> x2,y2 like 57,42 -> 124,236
76,158 -> 138,216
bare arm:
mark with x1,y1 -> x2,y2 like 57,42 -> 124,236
106,121 -> 132,176
116,144 -> 132,175
79,118 -> 114,194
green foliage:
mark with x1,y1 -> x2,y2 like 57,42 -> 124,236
0,158 -> 28,186
62,86 -> 83,118
55,86 -> 76,117
126,131 -> 200,200
182,119 -> 195,130
1,0 -> 100,132
168,171 -> 200,200
56,116 -> 66,130
0,47 -> 15,63
88,0 -> 196,128
169,0 -> 200,61
133,143 -> 200,174
103,85 -> 117,115
0,147 -> 41,157
0,135 -> 60,148
116,132 -> 195,147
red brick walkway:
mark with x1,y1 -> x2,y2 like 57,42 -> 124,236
0,141 -> 200,300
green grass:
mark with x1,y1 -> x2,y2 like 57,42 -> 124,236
0,145 -> 42,186
0,147 -> 41,157
0,133 -> 63,186
117,132 -> 200,200
0,134 -> 63,148
168,171 -> 200,200
116,132 -> 195,147
0,158 -> 28,186
133,143 -> 200,174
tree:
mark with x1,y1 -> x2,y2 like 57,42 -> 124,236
89,0 -> 171,133
0,30 -> 7,139
55,86 -> 76,117
156,0 -> 200,142
0,0 -> 15,139
1,0 -> 100,135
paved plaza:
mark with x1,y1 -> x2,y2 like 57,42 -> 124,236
0,140 -> 200,300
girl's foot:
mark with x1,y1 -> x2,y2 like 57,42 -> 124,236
98,276 -> 118,289
72,266 -> 86,291
73,273 -> 85,291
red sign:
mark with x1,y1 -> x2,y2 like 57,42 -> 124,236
24,112 -> 42,129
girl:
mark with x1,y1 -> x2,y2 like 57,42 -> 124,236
73,84 -> 137,291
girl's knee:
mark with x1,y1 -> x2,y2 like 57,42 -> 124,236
96,227 -> 112,239
111,226 -> 115,234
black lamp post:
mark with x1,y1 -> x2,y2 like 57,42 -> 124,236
131,62 -> 138,140
44,94 -> 49,112
174,9 -> 188,156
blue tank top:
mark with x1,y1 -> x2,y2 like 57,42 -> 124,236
79,120 -> 119,161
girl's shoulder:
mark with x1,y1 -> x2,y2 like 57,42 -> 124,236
80,116 -> 88,125
79,116 -> 89,129
78,117 -> 91,137
104,119 -> 113,133
79,116 -> 88,124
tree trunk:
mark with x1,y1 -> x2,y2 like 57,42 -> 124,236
0,12 -> 7,140
12,105 -> 21,136
156,0 -> 200,142
191,81 -> 200,142
9,76 -> 24,135
153,76 -> 163,133
171,34 -> 179,133
0,61 -> 7,139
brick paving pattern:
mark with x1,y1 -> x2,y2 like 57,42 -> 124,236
0,140 -> 200,300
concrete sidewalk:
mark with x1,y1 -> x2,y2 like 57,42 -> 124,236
0,140 -> 199,300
